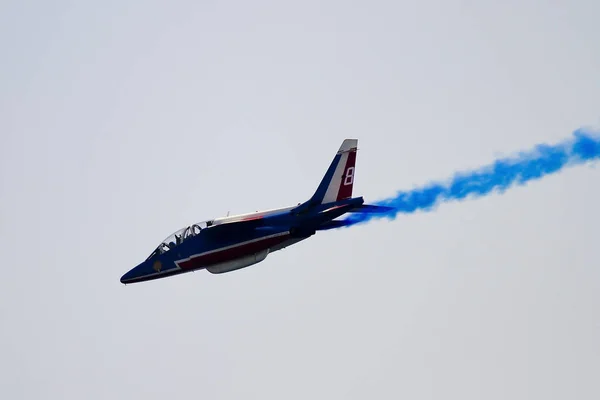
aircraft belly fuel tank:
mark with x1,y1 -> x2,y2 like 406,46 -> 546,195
205,249 -> 270,274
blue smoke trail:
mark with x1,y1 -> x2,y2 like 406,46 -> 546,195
339,128 -> 600,228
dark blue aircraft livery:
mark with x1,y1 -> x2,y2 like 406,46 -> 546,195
120,139 -> 391,284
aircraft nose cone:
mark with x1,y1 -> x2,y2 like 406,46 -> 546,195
120,269 -> 135,284
121,259 -> 162,284
120,263 -> 144,284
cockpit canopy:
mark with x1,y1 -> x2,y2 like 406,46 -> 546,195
147,220 -> 214,260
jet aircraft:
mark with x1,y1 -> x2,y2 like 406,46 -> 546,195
120,139 -> 390,284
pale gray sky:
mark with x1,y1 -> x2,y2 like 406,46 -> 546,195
1,1 -> 599,399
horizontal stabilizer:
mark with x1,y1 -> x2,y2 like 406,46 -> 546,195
315,220 -> 353,231
347,204 -> 395,214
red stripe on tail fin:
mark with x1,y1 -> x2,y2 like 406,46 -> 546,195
336,148 -> 357,201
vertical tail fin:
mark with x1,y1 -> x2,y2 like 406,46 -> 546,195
311,139 -> 358,205
291,139 -> 358,215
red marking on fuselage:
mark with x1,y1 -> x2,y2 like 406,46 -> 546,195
241,214 -> 264,221
176,234 -> 290,270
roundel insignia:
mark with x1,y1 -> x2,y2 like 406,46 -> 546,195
153,260 -> 162,272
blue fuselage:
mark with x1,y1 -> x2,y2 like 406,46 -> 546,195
120,196 -> 364,284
